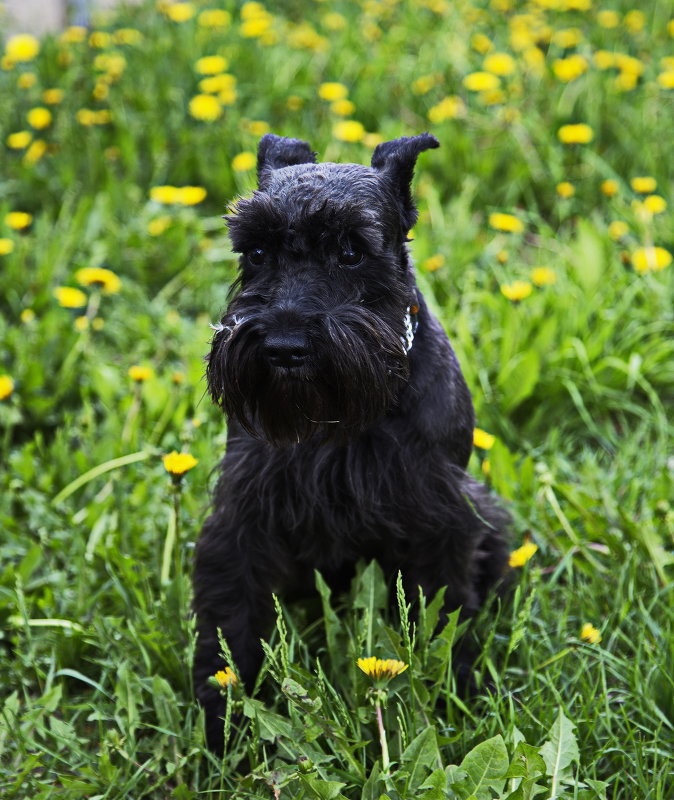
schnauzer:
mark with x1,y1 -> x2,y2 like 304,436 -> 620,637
193,133 -> 509,752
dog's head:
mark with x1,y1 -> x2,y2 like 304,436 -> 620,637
208,133 -> 439,445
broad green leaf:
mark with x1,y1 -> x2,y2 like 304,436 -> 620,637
497,349 -> 541,412
419,767 -> 448,800
458,734 -> 509,800
401,727 -> 441,793
299,773 -> 347,799
506,742 -> 547,780
539,709 -> 580,798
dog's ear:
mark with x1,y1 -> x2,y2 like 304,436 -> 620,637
257,134 -> 317,189
371,133 -> 440,231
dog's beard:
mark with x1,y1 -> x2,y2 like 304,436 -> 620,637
207,305 -> 410,445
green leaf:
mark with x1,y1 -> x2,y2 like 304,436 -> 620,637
458,734 -> 509,800
315,570 -> 341,667
299,773 -> 347,799
539,708 -> 580,798
401,727 -> 441,793
569,219 -> 605,293
418,767 -> 448,800
506,742 -> 547,780
497,349 -> 541,412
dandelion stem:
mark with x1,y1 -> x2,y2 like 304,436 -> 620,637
375,698 -> 390,773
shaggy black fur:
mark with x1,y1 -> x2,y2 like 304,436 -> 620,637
193,133 -> 510,753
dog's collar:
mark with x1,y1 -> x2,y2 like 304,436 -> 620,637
401,299 -> 419,354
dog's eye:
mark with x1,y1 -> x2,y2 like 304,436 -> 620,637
246,249 -> 266,267
338,249 -> 363,268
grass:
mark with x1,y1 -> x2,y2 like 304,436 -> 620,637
1,0 -> 673,797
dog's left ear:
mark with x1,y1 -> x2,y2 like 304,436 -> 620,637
257,134 -> 317,189
371,133 -> 440,231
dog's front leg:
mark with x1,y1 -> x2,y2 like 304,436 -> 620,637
192,517 -> 276,753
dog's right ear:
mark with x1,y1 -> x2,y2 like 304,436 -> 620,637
257,134 -> 316,189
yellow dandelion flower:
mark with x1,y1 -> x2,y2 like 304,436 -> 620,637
552,27 -> 583,49
147,216 -> 172,236
212,667 -> 238,689
428,95 -> 466,123
165,2 -> 195,22
624,10 -> 645,34
357,657 -> 408,682
530,266 -> 557,286
21,309 -> 35,323
630,176 -> 657,194
189,94 -> 222,122
76,266 -> 122,293
5,34 -> 40,62
287,95 -> 303,111
150,185 -> 180,204
601,179 -> 619,197
631,247 -> 672,274
5,212 -> 32,230
608,220 -> 629,240
199,74 -> 236,94
74,316 -> 89,332
23,139 -> 47,167
60,26 -> 87,44
557,123 -> 594,144
580,623 -> 602,644
322,12 -> 347,31
473,428 -> 496,450
331,99 -> 356,116
0,238 -> 15,256
471,33 -> 493,54
0,375 -> 15,401
657,71 -> 674,89
496,249 -> 508,264
195,55 -> 228,75
232,151 -> 257,172
242,120 -> 270,136
27,107 -> 52,130
508,540 -> 538,568
552,55 -> 588,83
17,72 -> 37,89
43,88 -> 64,104
593,50 -> 616,70
483,52 -> 516,76
411,74 -> 437,95
423,254 -> 445,272
489,212 -> 524,233
333,120 -> 366,143
128,365 -> 155,382
556,181 -> 575,198
198,9 -> 231,27
500,280 -> 533,301
642,195 -> 667,214
53,286 -> 87,308
597,10 -> 620,28
463,71 -> 501,92
6,131 -> 32,149
176,186 -> 207,205
615,54 -> 644,78
163,450 -> 198,475
319,82 -> 348,101
113,28 -> 144,45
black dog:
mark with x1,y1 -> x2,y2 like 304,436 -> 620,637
193,133 -> 509,752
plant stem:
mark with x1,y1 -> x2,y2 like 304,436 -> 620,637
375,699 -> 390,774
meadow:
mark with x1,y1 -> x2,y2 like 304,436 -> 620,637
1,0 -> 673,797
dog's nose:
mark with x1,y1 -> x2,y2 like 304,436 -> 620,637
263,332 -> 309,368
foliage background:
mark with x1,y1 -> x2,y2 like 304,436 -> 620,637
0,0 -> 673,797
